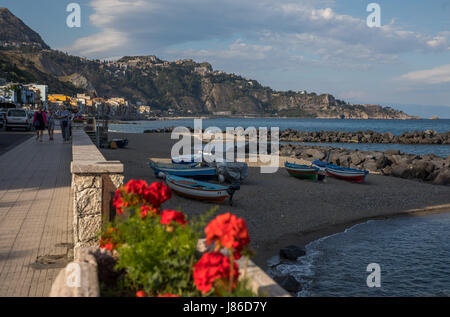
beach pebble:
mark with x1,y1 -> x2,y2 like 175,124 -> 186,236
279,245 -> 306,260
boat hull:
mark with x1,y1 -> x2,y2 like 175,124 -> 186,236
287,169 -> 318,180
166,175 -> 229,203
285,162 -> 319,180
313,159 -> 368,183
325,168 -> 367,183
150,161 -> 216,179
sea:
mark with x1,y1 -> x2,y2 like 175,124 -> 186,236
109,118 -> 450,157
268,212 -> 450,297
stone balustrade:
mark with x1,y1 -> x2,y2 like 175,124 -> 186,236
71,128 -> 124,254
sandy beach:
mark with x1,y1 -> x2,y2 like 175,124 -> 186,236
100,132 -> 450,268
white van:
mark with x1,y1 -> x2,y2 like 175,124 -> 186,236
5,108 -> 32,131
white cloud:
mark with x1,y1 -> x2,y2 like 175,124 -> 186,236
67,0 -> 450,63
396,64 -> 450,85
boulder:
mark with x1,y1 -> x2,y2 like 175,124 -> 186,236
304,148 -> 326,160
273,275 -> 302,292
375,156 -> 390,169
350,152 -> 364,165
280,245 -> 306,260
433,169 -> 450,185
382,166 -> 392,175
411,160 -> 435,180
391,164 -> 411,179
363,160 -> 378,172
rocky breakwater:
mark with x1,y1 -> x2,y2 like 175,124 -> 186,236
280,144 -> 450,185
280,129 -> 450,145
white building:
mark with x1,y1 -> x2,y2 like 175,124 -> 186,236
30,84 -> 48,105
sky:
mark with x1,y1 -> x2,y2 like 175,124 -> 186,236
2,0 -> 450,117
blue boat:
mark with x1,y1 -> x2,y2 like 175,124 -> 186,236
166,175 -> 239,204
149,160 -> 216,179
285,162 -> 319,180
312,159 -> 368,183
171,154 -> 202,166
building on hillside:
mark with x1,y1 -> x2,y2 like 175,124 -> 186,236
48,94 -> 71,103
138,105 -> 151,117
194,66 -> 210,75
29,84 -> 48,107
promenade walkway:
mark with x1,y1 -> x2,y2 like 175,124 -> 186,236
0,132 -> 72,297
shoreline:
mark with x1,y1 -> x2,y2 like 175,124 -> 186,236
99,132 -> 450,271
108,116 -> 442,123
256,203 -> 450,267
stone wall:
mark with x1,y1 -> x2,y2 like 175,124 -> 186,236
50,245 -> 291,297
71,128 -> 124,253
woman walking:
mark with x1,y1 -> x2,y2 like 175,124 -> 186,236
47,110 -> 55,141
32,107 -> 47,142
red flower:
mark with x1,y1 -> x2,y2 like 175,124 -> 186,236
156,293 -> 180,297
144,182 -> 172,208
193,252 -> 239,294
99,227 -> 119,251
136,291 -> 147,297
205,213 -> 250,259
160,210 -> 187,226
113,190 -> 126,214
102,243 -> 113,251
124,180 -> 148,196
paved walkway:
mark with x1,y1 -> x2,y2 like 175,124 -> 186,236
0,132 -> 72,297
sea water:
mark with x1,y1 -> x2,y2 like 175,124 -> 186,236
109,118 -> 450,157
269,212 -> 450,297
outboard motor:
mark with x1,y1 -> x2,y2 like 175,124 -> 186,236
226,182 -> 241,206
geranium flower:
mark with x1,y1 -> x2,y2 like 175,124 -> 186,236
124,180 -> 148,196
205,213 -> 250,259
193,252 -> 239,294
113,190 -> 126,214
144,181 -> 172,208
136,291 -> 147,297
160,209 -> 187,226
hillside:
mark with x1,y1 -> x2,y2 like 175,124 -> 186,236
0,7 -> 417,119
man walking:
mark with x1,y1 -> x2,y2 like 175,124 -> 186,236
55,106 -> 71,142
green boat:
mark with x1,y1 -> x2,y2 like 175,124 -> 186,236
285,162 -> 319,180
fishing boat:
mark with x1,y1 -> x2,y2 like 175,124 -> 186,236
111,138 -> 128,148
171,154 -> 202,165
165,175 -> 240,204
149,160 -> 216,179
312,159 -> 368,183
285,162 -> 319,180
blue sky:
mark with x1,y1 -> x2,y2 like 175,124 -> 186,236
2,0 -> 450,117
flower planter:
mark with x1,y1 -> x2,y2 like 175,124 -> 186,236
50,243 -> 290,297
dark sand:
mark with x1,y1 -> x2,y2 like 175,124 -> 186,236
101,132 -> 450,268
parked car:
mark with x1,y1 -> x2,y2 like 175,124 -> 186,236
0,109 -> 6,128
5,108 -> 32,131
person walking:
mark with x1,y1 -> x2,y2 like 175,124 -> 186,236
47,110 -> 55,141
55,106 -> 70,142
32,107 -> 47,142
